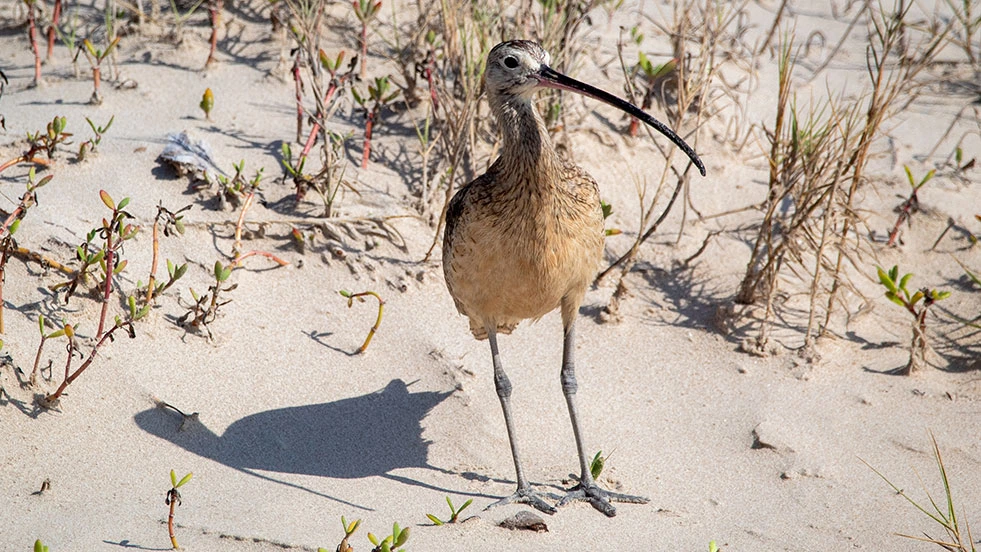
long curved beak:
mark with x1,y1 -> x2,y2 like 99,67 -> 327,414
536,64 -> 706,177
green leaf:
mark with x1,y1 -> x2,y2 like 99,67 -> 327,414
35,540 -> 48,552
590,450 -> 606,480
117,197 -> 130,210
903,164 -> 914,187
888,265 -> 899,284
367,533 -> 379,546
426,513 -> 444,525
910,290 -> 924,306
176,472 -> 193,487
600,200 -> 613,219
48,328 -> 66,339
933,290 -> 951,300
876,266 -> 896,292
100,189 -> 115,210
395,526 -> 409,547
9,218 -> 21,235
918,169 -> 935,188
898,272 -> 913,293
38,314 -> 45,335
103,36 -> 121,58
170,469 -> 177,487
885,291 -> 905,307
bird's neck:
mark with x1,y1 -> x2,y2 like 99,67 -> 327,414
492,95 -> 562,179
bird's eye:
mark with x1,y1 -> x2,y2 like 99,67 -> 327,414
503,56 -> 519,69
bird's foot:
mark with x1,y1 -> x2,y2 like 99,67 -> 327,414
557,481 -> 649,517
486,487 -> 558,516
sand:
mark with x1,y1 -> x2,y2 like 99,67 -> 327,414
1,1 -> 980,550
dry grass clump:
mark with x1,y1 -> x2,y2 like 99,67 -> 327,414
732,1 -> 950,356
596,0 -> 750,318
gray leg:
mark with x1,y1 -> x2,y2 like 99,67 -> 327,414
557,319 -> 649,517
485,327 -> 557,515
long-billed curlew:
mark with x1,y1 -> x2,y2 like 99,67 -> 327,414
442,40 -> 706,517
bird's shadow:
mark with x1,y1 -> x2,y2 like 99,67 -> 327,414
134,379 -> 462,504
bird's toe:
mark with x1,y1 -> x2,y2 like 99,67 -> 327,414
486,487 -> 558,515
557,483 -> 649,517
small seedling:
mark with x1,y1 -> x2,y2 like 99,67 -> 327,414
77,36 -> 121,104
213,159 -> 262,211
199,88 -> 214,121
876,265 -> 951,373
887,165 -> 935,247
166,470 -> 193,550
334,516 -> 361,552
426,496 -> 473,525
339,290 -> 384,354
177,261 -> 237,339
76,115 -> 114,161
352,76 -> 401,169
0,116 -> 72,173
367,522 -> 409,552
590,450 -> 606,480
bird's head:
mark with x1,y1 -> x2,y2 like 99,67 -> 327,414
482,39 -> 706,176
483,40 -> 552,100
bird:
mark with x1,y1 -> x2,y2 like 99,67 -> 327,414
442,40 -> 705,517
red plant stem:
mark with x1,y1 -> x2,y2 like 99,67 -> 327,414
168,492 -> 178,549
298,81 -> 340,165
424,52 -> 438,112
0,154 -> 49,175
292,51 -> 304,143
0,240 -> 9,334
359,23 -> 368,80
230,250 -> 289,268
93,65 -> 101,99
28,4 -> 41,85
206,0 -> 222,66
31,335 -> 47,387
628,117 -> 639,137
46,0 -> 62,60
361,108 -> 375,169
45,324 -> 119,403
62,335 -> 74,383
886,191 -> 919,247
97,231 -> 115,339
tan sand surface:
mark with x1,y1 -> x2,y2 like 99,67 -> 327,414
1,1 -> 980,550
